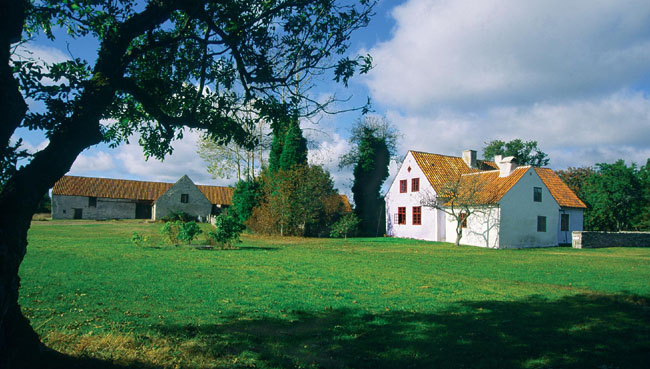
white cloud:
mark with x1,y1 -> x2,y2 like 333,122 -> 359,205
71,151 -> 115,172
13,44 -> 70,65
113,129 -> 220,185
365,0 -> 650,111
386,90 -> 650,171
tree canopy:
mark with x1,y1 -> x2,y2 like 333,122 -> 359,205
483,139 -> 550,167
583,160 -> 647,231
0,0 -> 376,365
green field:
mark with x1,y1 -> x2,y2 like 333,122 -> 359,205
19,220 -> 650,368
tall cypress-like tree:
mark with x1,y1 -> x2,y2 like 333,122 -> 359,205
268,121 -> 288,173
279,117 -> 308,170
341,116 -> 398,237
352,128 -> 390,236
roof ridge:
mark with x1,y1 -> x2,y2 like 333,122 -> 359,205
61,175 -> 232,189
410,150 -> 462,159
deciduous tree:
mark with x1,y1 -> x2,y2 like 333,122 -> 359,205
247,165 -> 344,236
583,160 -> 644,231
483,139 -> 550,167
0,0 -> 375,364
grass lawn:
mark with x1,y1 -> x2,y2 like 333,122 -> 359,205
19,220 -> 650,368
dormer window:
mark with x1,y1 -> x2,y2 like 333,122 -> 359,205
181,194 -> 189,203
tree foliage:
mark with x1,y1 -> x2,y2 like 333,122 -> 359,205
278,116 -> 308,171
247,165 -> 345,236
483,139 -> 549,167
231,179 -> 262,223
555,166 -> 597,201
0,0 -> 376,363
583,160 -> 645,231
341,116 -> 398,236
197,116 -> 270,181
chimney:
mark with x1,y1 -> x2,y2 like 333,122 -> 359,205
462,150 -> 477,168
496,156 -> 518,177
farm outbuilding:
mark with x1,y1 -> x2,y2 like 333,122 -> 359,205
51,175 -> 233,220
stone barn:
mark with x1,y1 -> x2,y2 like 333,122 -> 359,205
51,175 -> 233,220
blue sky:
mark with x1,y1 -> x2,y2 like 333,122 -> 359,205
13,0 -> 650,197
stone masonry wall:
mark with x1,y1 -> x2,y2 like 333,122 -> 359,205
572,231 -> 650,249
153,175 -> 212,220
52,195 -> 136,220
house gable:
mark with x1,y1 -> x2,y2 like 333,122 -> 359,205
385,151 -> 443,241
498,167 -> 560,248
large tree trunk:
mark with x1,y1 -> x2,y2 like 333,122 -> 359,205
0,100 -> 106,368
0,3 -> 179,365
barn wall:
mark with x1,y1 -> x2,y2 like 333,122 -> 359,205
153,175 -> 212,220
51,195 -> 137,220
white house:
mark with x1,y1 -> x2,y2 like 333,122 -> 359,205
385,150 -> 586,248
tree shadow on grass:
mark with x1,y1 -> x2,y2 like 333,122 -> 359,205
25,293 -> 650,369
154,293 -> 650,369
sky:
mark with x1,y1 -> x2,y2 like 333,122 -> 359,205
13,0 -> 650,198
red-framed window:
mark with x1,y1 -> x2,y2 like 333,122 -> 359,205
412,206 -> 421,225
397,207 -> 406,224
459,212 -> 468,228
399,180 -> 407,193
412,178 -> 420,192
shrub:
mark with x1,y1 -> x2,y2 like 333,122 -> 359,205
160,211 -> 195,223
177,221 -> 202,245
131,232 -> 149,247
159,221 -> 180,246
207,213 -> 246,249
330,213 -> 360,239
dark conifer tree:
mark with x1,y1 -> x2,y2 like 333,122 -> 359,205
279,117 -> 308,170
351,127 -> 390,236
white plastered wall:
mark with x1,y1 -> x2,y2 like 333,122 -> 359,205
557,207 -> 584,244
385,152 -> 444,241
498,168 -> 560,248
445,206 -> 501,248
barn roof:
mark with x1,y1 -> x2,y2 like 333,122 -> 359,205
52,175 -> 233,205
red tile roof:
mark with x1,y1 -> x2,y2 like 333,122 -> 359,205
534,168 -> 587,209
411,151 -> 497,194
52,176 -> 233,205
411,150 -> 585,209
453,167 -> 530,205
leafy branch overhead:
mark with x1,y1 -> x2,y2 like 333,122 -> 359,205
0,0 -> 377,363
12,0 -> 377,160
